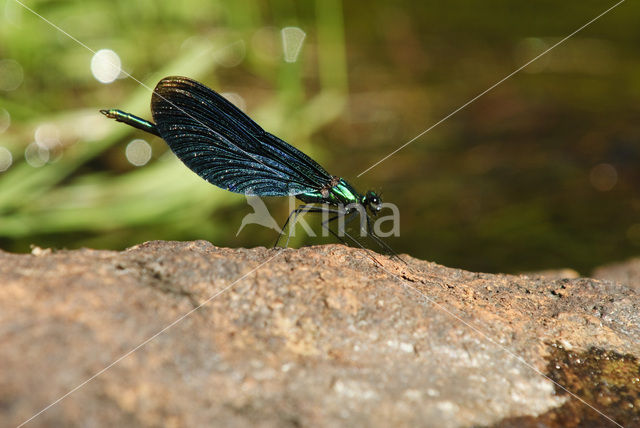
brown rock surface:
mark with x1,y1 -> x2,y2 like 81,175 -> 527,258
1,241 -> 638,427
593,257 -> 640,291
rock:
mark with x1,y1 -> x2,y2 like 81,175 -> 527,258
593,257 -> 640,291
1,241 -> 638,427
519,268 -> 580,280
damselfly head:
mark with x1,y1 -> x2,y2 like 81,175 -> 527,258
363,190 -> 382,214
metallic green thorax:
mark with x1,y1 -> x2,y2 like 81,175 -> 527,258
297,178 -> 363,206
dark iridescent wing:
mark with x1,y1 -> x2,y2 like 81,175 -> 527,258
150,76 -> 333,196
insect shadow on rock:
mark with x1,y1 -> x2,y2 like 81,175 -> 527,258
101,76 -> 401,261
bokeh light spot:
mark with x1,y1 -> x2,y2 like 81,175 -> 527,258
215,40 -> 246,68
91,49 -> 122,84
126,139 -> 152,166
281,27 -> 306,63
589,163 -> 617,191
0,147 -> 12,172
34,123 -> 60,148
0,109 -> 10,133
0,59 -> 24,91
221,92 -> 246,111
25,142 -> 49,168
34,123 -> 63,162
3,0 -> 23,25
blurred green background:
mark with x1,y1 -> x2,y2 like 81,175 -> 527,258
0,0 -> 638,274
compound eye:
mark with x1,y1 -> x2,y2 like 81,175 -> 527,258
370,197 -> 382,211
364,191 -> 382,211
